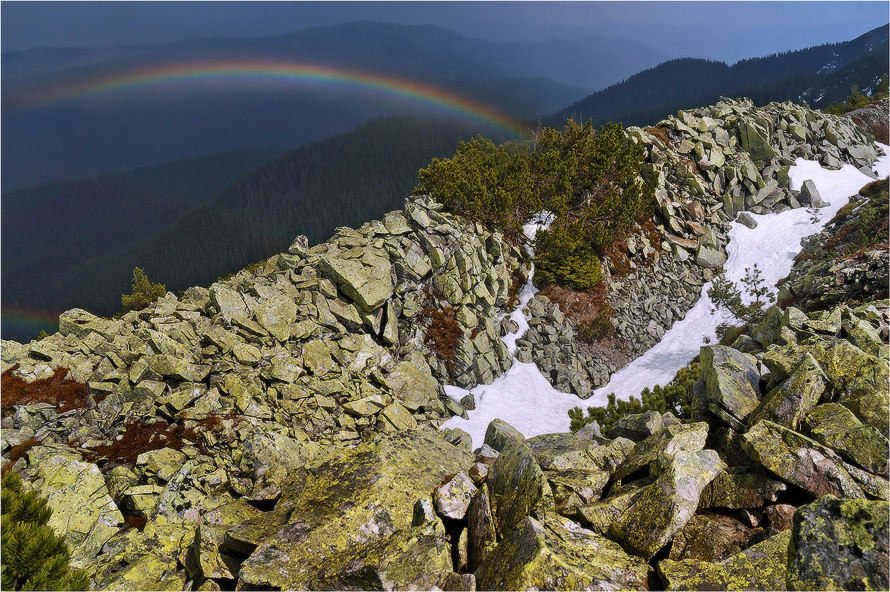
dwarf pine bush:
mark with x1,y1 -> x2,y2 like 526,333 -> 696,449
1,471 -> 90,591
120,266 -> 166,313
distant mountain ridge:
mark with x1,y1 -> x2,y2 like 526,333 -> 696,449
547,23 -> 889,129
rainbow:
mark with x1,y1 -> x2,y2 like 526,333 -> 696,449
3,59 -> 530,138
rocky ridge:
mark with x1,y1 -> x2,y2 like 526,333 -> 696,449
1,96 -> 887,590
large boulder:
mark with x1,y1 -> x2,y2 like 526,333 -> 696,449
740,420 -> 865,499
787,495 -> 889,591
700,345 -> 762,430
474,516 -> 650,591
486,426 -> 554,532
803,403 -> 889,476
657,529 -> 792,591
317,250 -> 393,311
747,353 -> 826,430
609,450 -> 725,558
236,430 -> 473,589
26,445 -> 124,569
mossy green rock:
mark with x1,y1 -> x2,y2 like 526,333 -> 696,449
657,529 -> 792,591
748,353 -> 826,430
237,430 -> 473,589
803,403 -> 889,476
483,418 -> 526,452
739,118 -> 776,162
609,450 -> 725,558
741,420 -> 865,499
209,284 -> 249,319
309,520 -> 455,590
147,353 -> 210,382
384,359 -> 439,411
527,432 -> 599,471
668,513 -> 764,562
254,293 -> 298,342
474,515 -> 650,590
787,495 -> 889,590
700,345 -> 762,430
545,468 -> 610,513
842,387 -> 890,438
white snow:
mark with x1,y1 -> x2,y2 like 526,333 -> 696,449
442,145 -> 889,449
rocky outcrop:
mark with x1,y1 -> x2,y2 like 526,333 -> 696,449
515,97 -> 883,396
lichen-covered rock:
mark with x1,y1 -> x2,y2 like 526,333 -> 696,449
317,250 -> 393,311
467,484 -> 497,572
545,468 -> 610,513
309,520 -> 455,590
236,430 -> 473,589
657,529 -> 792,591
803,403 -> 889,475
700,346 -> 762,430
255,293 -> 298,342
609,449 -> 725,558
486,426 -> 554,531
474,516 -> 650,591
147,354 -> 210,382
613,422 -> 709,481
741,420 -> 865,499
27,445 -> 124,569
434,471 -> 477,520
384,358 -> 439,411
668,513 -> 765,562
747,353 -> 826,430
699,466 -> 786,509
526,432 -> 599,471
483,418 -> 526,452
607,409 -> 664,441
786,495 -> 889,591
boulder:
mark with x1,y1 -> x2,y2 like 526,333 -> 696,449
474,516 -> 650,591
613,422 -> 709,481
237,430 -> 473,589
669,513 -> 765,562
467,484 -> 497,571
609,450 -> 725,558
486,428 -> 554,531
787,495 -> 889,591
384,359 -> 439,411
700,345 -> 762,430
747,353 -> 826,430
740,420 -> 865,499
254,294 -> 298,342
739,119 -> 776,162
657,529 -> 792,591
317,251 -> 393,311
607,409 -> 664,441
803,403 -> 889,475
26,445 -> 124,569
434,472 -> 477,520
798,179 -> 825,208
209,284 -> 249,319
736,212 -> 758,229
699,466 -> 786,509
696,245 -> 727,269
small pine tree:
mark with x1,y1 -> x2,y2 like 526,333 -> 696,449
1,472 -> 90,591
120,267 -> 166,313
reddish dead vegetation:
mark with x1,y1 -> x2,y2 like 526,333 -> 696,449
540,281 -> 615,343
423,305 -> 462,374
644,126 -> 672,148
1,366 -> 93,418
1,438 -> 40,476
79,413 -> 244,468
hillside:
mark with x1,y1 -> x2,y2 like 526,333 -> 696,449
548,23 -> 889,128
1,115 -> 508,342
1,96 -> 886,591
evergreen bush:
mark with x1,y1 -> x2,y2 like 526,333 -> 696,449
569,362 -> 700,433
1,472 -> 89,591
120,267 -> 166,313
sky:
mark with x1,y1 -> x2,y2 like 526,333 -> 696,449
2,1 -> 888,64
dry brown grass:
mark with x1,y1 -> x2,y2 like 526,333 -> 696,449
1,366 -> 92,418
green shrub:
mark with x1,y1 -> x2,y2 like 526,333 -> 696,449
569,362 -> 700,433
415,137 -> 533,236
120,267 -> 166,313
1,472 -> 90,591
415,120 -> 655,291
534,222 -> 603,290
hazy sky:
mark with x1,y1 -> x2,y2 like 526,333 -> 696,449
2,1 -> 888,63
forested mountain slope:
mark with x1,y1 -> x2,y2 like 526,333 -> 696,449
548,23 -> 889,128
